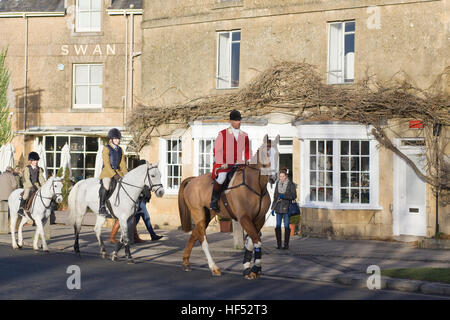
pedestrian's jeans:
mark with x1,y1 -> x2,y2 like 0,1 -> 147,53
276,212 -> 290,229
135,201 -> 157,238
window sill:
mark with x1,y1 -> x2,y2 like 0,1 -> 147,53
71,108 -> 103,113
211,0 -> 244,10
71,31 -> 104,37
300,203 -> 383,211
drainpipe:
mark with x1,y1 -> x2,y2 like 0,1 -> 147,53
129,12 -> 134,115
23,14 -> 29,156
123,12 -> 128,125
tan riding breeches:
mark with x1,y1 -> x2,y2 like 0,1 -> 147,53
22,188 -> 32,200
102,177 -> 112,190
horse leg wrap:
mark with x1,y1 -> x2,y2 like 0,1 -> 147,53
243,249 -> 253,269
253,243 -> 262,267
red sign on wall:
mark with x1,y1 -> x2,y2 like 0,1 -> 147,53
409,120 -> 424,129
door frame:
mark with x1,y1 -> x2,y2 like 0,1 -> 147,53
393,138 -> 427,236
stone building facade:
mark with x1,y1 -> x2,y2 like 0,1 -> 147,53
139,0 -> 449,239
0,0 -> 143,180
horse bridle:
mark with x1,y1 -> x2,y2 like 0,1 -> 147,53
114,165 -> 163,207
31,180 -> 63,211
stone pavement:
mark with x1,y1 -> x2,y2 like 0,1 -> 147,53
1,211 -> 450,298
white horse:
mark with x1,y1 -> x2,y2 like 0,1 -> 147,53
8,176 -> 64,252
68,161 -> 164,263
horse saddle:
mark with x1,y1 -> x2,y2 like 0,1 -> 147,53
20,190 -> 37,212
218,166 -> 243,221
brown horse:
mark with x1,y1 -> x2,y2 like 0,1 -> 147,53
178,134 -> 279,279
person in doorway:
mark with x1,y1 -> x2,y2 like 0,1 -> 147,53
271,168 -> 297,250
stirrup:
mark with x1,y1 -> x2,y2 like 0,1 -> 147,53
99,206 -> 112,218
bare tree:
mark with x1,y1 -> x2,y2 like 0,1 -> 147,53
0,47 -> 12,145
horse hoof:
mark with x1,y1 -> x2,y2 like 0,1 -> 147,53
182,264 -> 192,272
211,269 -> 222,277
101,252 -> 107,259
126,258 -> 135,265
17,244 -> 23,249
110,253 -> 118,262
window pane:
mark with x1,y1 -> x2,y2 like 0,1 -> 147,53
72,169 -> 84,182
318,172 -> 324,185
361,173 -> 370,187
232,31 -> 241,41
318,188 -> 324,201
310,171 -> 316,185
71,153 -> 84,168
345,21 -> 355,32
78,0 -> 90,10
57,137 -> 69,151
45,136 -> 54,151
351,189 -> 360,203
75,85 -> 89,105
70,136 -> 84,151
90,85 -> 102,105
86,137 -> 98,151
351,173 -> 359,187
318,141 -> 325,154
341,157 -> 349,171
310,141 -> 316,154
310,188 -> 316,201
231,42 -> 240,88
326,156 -> 333,170
351,157 -> 359,171
341,173 -> 349,187
85,169 -> 95,179
326,141 -> 333,155
318,156 -> 324,170
90,12 -> 101,30
90,65 -> 102,84
56,153 -> 61,168
325,188 -> 333,202
341,141 -> 349,155
75,65 -> 89,84
341,188 -> 349,203
344,34 -> 355,55
361,189 -> 370,204
326,172 -> 333,186
361,141 -> 369,155
85,153 -> 96,168
361,157 -> 369,171
351,141 -> 359,155
46,153 -> 54,168
91,0 -> 102,10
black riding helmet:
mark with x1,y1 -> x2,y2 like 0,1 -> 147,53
229,110 -> 242,121
28,151 -> 40,161
108,128 -> 122,140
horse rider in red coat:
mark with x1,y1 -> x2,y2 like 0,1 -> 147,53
210,110 -> 252,212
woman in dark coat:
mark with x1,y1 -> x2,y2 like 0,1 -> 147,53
271,168 -> 297,249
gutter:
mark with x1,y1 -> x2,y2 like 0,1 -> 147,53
107,9 -> 142,15
0,12 -> 66,18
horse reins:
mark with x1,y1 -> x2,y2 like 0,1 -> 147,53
30,180 -> 63,213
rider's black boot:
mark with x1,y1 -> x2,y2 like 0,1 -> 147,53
209,181 -> 222,212
17,198 -> 27,217
98,185 -> 111,218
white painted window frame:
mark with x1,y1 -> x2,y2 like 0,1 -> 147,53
73,64 -> 103,109
327,20 -> 355,84
159,137 -> 183,195
298,124 -> 381,210
216,30 -> 241,89
75,0 -> 102,33
41,135 -> 100,179
194,138 -> 216,176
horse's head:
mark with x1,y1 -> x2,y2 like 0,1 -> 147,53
50,176 -> 64,204
255,134 -> 280,184
145,161 -> 165,198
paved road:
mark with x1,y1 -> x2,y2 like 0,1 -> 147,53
0,244 -> 446,300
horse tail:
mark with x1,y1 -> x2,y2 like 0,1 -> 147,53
178,177 -> 195,232
68,180 -> 83,228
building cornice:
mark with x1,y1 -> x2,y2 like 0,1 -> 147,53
0,12 -> 65,18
